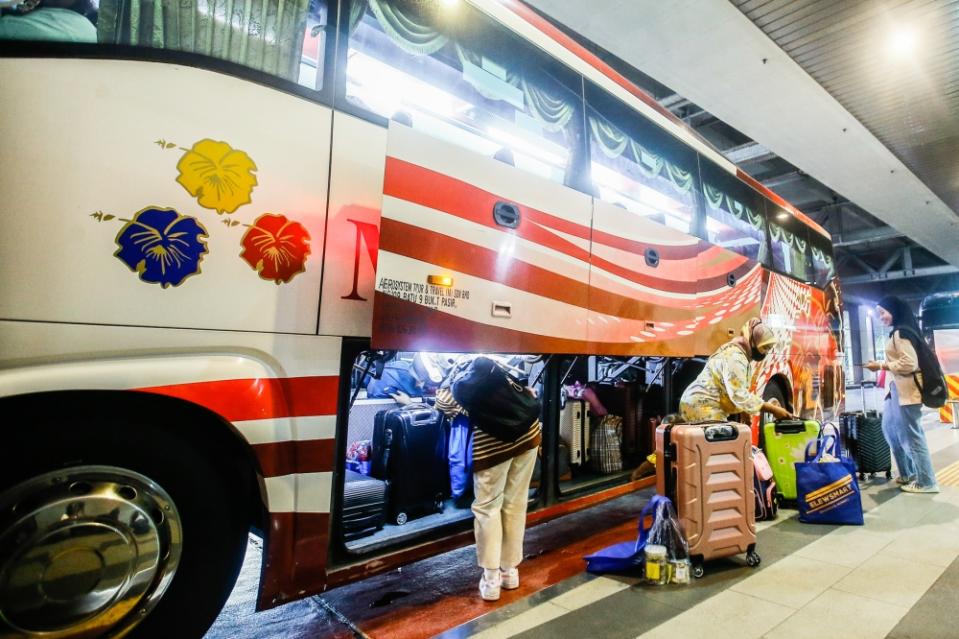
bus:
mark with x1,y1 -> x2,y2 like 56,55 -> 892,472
0,0 -> 844,636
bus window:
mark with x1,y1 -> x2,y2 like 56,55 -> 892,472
585,83 -> 700,235
343,0 -> 584,187
809,233 -> 836,288
89,0 -> 328,88
767,208 -> 812,282
699,156 -> 769,263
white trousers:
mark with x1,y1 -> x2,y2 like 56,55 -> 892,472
472,447 -> 538,570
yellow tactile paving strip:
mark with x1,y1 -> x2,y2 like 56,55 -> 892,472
936,460 -> 959,487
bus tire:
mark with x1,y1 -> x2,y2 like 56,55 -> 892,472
0,399 -> 249,639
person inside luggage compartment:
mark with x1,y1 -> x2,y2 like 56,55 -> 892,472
865,296 -> 940,493
679,318 -> 797,423
434,368 -> 541,602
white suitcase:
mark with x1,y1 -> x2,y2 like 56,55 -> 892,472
559,399 -> 591,465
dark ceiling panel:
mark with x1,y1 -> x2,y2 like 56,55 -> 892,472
731,0 -> 959,215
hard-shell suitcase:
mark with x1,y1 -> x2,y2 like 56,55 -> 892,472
343,470 -> 387,539
762,419 -> 821,501
371,404 -> 447,525
559,399 -> 591,465
844,382 -> 892,479
656,421 -> 759,578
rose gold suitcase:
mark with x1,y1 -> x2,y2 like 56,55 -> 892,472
656,421 -> 760,578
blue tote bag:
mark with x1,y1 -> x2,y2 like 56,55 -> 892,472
584,495 -> 669,573
796,432 -> 864,525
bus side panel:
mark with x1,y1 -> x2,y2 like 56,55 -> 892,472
586,198 -> 701,356
694,249 -> 764,357
318,113 -> 386,338
0,59 -> 330,335
373,124 -> 591,353
0,320 -> 342,609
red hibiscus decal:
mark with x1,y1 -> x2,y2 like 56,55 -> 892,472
240,213 -> 311,284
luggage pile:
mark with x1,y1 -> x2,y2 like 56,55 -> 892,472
585,419 -> 760,580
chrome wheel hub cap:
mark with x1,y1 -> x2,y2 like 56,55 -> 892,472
0,466 -> 182,638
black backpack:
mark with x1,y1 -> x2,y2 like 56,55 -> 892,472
451,356 -> 541,443
897,327 -> 948,409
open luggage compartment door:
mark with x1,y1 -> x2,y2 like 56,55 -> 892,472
372,123 -> 592,353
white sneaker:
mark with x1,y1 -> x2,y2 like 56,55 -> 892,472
500,567 -> 519,590
895,475 -> 915,486
479,573 -> 501,601
901,481 -> 940,494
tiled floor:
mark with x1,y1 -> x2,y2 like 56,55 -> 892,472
443,413 -> 959,639
206,413 -> 959,639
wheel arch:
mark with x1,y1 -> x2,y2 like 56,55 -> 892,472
1,389 -> 268,533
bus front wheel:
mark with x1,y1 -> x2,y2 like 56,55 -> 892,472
0,401 -> 250,639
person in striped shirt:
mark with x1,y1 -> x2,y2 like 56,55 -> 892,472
435,377 -> 541,602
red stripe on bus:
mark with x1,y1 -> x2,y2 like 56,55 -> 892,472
137,376 -> 339,422
384,158 -> 702,262
494,0 -> 831,241
373,292 -> 713,357
252,439 -> 337,477
381,218 -> 714,301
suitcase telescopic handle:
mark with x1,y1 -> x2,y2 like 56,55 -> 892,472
774,419 -> 806,434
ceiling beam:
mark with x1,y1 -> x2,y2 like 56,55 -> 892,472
722,141 -> 777,164
834,227 -> 906,247
761,171 -> 807,189
842,265 -> 958,285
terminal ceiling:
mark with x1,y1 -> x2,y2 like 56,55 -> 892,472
526,0 -> 959,306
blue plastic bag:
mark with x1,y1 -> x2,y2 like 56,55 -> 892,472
796,433 -> 864,525
584,495 -> 670,573
448,415 -> 473,499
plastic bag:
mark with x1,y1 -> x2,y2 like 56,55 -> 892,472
646,497 -> 689,562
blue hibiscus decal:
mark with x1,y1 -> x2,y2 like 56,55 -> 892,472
114,207 -> 209,288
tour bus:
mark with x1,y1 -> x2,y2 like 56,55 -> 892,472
0,0 -> 844,636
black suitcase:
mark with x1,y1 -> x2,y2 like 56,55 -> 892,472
844,381 -> 892,479
371,404 -> 447,525
342,470 -> 388,540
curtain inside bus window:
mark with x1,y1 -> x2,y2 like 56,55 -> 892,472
97,0 -> 324,87
768,214 -> 811,282
584,85 -> 699,234
809,235 -> 836,288
698,157 -> 768,263
344,0 -> 583,187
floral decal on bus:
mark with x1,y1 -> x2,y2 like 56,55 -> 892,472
89,138 -> 312,288
240,213 -> 312,284
108,206 -> 209,288
174,139 -> 258,215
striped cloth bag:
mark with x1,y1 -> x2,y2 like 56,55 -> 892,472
590,414 -> 623,474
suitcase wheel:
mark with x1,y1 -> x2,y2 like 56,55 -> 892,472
859,473 -> 865,480
396,512 -> 408,526
746,551 -> 761,568
692,563 -> 705,579
885,471 -> 892,479
434,497 -> 445,513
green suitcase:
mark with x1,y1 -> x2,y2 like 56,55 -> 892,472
762,419 -> 820,501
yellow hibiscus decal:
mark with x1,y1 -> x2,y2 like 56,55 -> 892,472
176,139 -> 258,214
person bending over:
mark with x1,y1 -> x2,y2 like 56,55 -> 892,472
680,318 -> 795,423
435,375 -> 540,602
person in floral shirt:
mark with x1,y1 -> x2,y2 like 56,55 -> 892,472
679,318 -> 796,423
